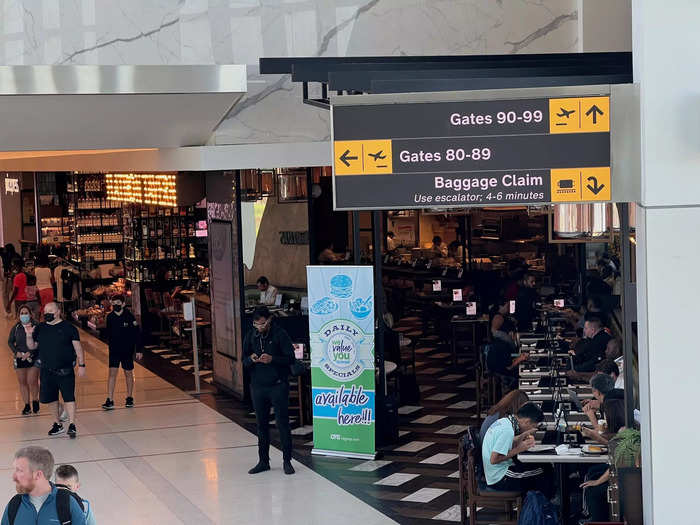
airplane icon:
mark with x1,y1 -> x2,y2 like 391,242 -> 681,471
368,150 -> 386,161
556,107 -> 575,118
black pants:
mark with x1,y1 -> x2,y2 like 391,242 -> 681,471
491,461 -> 554,498
251,381 -> 292,463
584,464 -> 609,521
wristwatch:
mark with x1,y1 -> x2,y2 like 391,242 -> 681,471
78,363 -> 86,367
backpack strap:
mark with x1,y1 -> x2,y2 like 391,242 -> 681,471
7,494 -> 22,525
56,488 -> 84,525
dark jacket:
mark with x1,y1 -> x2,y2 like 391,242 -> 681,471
8,321 -> 38,359
573,330 -> 612,372
515,286 -> 538,328
1,484 -> 86,525
243,323 -> 295,387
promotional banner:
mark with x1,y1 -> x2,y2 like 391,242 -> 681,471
307,266 -> 375,459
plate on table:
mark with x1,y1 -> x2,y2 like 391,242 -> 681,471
581,445 -> 608,455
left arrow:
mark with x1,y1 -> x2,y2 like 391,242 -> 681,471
339,149 -> 358,167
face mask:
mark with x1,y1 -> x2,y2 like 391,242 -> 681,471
19,314 -> 30,324
112,304 -> 123,312
44,313 -> 55,322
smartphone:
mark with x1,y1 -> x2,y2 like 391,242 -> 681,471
509,300 -> 516,314
466,302 -> 477,316
433,280 -> 442,292
452,289 -> 463,302
554,299 -> 565,308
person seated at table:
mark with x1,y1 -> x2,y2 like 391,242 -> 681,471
596,359 -> 620,386
566,355 -> 620,385
318,242 -> 348,264
569,318 -> 611,372
480,389 -> 530,443
488,299 -> 529,388
514,273 -> 539,329
429,236 -> 448,258
490,298 -> 517,347
605,338 -> 624,388
256,276 -> 278,306
582,373 -> 624,432
386,231 -> 397,252
580,398 -> 626,523
567,296 -> 609,330
482,402 -> 549,495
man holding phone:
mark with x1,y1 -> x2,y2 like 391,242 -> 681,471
243,306 -> 296,475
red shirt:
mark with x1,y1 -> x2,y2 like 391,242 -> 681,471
13,272 -> 27,301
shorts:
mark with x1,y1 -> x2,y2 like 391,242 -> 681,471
14,355 -> 37,370
40,369 -> 76,404
109,349 -> 134,370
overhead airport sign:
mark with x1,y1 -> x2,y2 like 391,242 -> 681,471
331,95 -> 611,210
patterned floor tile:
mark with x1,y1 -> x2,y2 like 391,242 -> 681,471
420,453 -> 459,465
375,473 -> 421,486
398,405 -> 423,415
394,441 -> 435,453
350,460 -> 393,472
401,488 -> 450,503
411,415 -> 447,425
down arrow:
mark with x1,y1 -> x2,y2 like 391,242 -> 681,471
587,176 -> 605,195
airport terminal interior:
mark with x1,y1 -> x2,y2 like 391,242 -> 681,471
1,1 -> 698,525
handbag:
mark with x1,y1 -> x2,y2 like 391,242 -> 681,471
289,358 -> 306,377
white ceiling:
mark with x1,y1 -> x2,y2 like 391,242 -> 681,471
0,65 -> 246,152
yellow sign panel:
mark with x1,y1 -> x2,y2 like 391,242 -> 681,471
550,168 -> 582,202
362,139 -> 393,174
581,167 -> 611,201
334,141 -> 363,175
549,96 -> 610,134
334,139 -> 393,175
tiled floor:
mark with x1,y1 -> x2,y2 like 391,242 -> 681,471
0,311 -> 396,525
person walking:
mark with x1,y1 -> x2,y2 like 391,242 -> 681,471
33,254 -> 55,315
101,295 -> 142,410
1,446 -> 86,525
243,306 -> 296,475
6,261 -> 27,316
34,302 -> 86,438
8,305 -> 40,416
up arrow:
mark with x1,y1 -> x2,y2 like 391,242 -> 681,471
587,176 -> 605,195
339,149 -> 358,167
585,104 -> 604,124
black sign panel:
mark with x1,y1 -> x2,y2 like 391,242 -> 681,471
332,96 -> 611,210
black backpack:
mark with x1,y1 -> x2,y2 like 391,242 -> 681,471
7,488 -> 84,525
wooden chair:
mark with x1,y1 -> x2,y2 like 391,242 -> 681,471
459,427 -> 521,525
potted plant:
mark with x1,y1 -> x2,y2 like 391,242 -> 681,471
610,429 -> 643,525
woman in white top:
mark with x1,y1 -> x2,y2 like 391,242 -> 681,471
34,254 -> 55,314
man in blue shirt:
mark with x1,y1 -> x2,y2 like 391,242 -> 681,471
481,402 -> 548,495
2,446 -> 85,525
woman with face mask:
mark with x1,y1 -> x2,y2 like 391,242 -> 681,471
8,305 -> 40,415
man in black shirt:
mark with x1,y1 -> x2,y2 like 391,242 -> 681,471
514,273 -> 539,329
570,317 -> 611,372
243,307 -> 296,475
35,302 -> 86,438
101,295 -> 142,411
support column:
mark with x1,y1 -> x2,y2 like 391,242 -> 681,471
633,2 -> 700,523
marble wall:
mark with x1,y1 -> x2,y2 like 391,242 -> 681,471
0,0 -> 579,145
